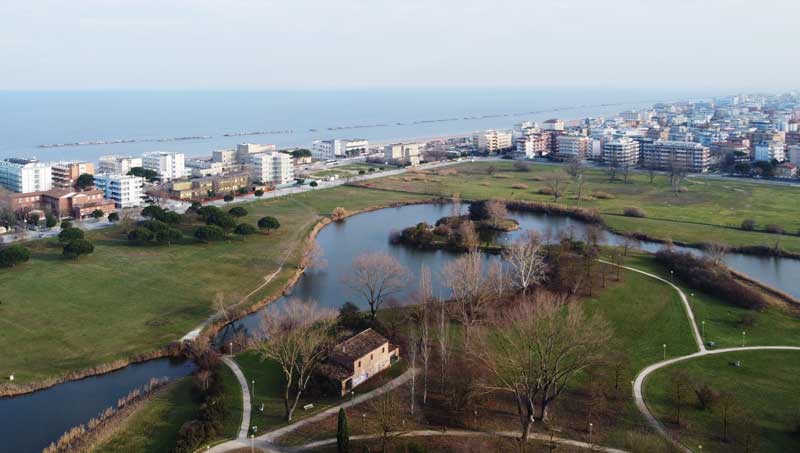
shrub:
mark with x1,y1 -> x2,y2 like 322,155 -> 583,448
128,227 -> 154,243
156,228 -> 183,245
331,207 -> 349,221
60,220 -> 73,230
623,207 -> 647,218
234,223 -> 258,236
0,244 -> 31,267
513,161 -> 531,172
174,420 -> 206,453
358,170 -> 366,175
593,191 -> 614,199
228,206 -> 248,218
45,215 -> 58,228
195,225 -> 226,242
91,209 -> 104,219
237,187 -> 248,195
108,212 -> 119,222
511,183 -> 529,190
337,408 -> 350,453
538,187 -> 555,196
58,227 -> 84,243
254,189 -> 264,197
310,181 -> 318,187
63,239 -> 94,259
765,224 -> 784,234
223,194 -> 234,202
505,200 -> 604,225
257,216 -> 280,231
741,219 -> 756,231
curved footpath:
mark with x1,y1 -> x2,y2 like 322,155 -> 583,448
602,261 -> 800,453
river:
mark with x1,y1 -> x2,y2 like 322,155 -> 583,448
2,203 -> 798,452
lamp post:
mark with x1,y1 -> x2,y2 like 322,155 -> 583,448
229,341 -> 233,356
251,379 -> 255,401
662,344 -> 667,361
701,320 -> 705,343
363,413 -> 367,432
670,270 -> 674,281
742,331 -> 746,347
588,422 -> 593,447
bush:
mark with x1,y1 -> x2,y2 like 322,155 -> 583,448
257,216 -> 280,231
234,223 -> 257,236
223,194 -> 234,202
254,189 -> 264,197
741,219 -> 756,231
623,207 -> 647,218
228,206 -> 248,218
765,224 -> 784,234
156,228 -> 183,244
45,214 -> 58,228
513,161 -> 531,172
0,244 -> 31,267
506,200 -> 604,225
58,227 -> 84,243
511,183 -> 529,190
60,220 -> 73,230
237,187 -> 248,195
108,212 -> 119,222
593,191 -> 614,199
63,239 -> 94,259
195,225 -> 226,242
128,227 -> 154,244
310,181 -> 318,187
331,207 -> 349,221
91,209 -> 104,219
358,170 -> 366,175
174,420 -> 206,453
538,187 -> 555,196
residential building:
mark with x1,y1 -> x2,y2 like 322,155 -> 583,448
642,141 -> 711,173
185,158 -> 225,178
51,161 -> 94,189
514,134 -> 550,158
235,143 -> 277,164
775,163 -> 798,178
555,135 -> 591,161
319,329 -> 399,396
472,130 -> 513,153
94,174 -> 145,208
0,158 -> 53,193
169,173 -> 250,199
602,138 -> 640,168
382,143 -> 421,166
212,149 -> 238,167
788,145 -> 800,163
250,152 -> 294,186
142,151 -> 185,181
311,139 -> 369,159
541,119 -> 565,131
754,141 -> 786,162
98,155 -> 143,175
7,188 -> 115,219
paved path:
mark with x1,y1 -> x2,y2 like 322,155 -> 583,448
605,261 -> 800,452
292,429 -> 628,452
222,356 -> 253,442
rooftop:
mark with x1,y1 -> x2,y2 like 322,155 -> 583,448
328,328 -> 389,369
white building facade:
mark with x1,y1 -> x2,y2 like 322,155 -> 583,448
754,141 -> 787,162
94,174 -> 145,208
311,139 -> 369,159
250,152 -> 294,186
382,143 -> 421,166
142,151 -> 185,181
236,143 -> 277,164
0,158 -> 53,193
98,155 -> 143,175
472,130 -> 513,153
602,138 -> 640,167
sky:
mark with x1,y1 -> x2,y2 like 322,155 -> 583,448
1,0 -> 798,91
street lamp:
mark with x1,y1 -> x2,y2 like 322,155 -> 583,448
662,344 -> 667,360
701,320 -> 705,342
229,341 -> 233,356
251,380 -> 255,400
742,331 -> 746,347
670,270 -> 674,281
588,422 -> 593,446
363,413 -> 367,432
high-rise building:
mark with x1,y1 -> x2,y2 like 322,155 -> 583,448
236,143 -> 278,164
754,141 -> 787,162
142,151 -> 185,181
310,139 -> 369,159
788,145 -> 800,163
642,141 -> 711,173
250,152 -> 294,186
602,138 -> 640,168
472,130 -> 513,153
541,119 -> 565,131
0,158 -> 53,193
555,135 -> 591,161
94,174 -> 145,208
50,161 -> 94,189
514,134 -> 550,158
98,155 -> 143,175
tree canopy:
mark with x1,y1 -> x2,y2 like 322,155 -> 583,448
58,227 -> 85,243
76,173 -> 95,190
257,216 -> 280,231
0,244 -> 31,267
63,239 -> 94,259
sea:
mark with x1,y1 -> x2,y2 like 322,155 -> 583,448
0,88 -> 706,162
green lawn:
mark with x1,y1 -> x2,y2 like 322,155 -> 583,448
0,186 -> 431,386
92,378 -> 198,453
310,163 -> 392,179
359,161 -> 800,252
643,350 -> 800,453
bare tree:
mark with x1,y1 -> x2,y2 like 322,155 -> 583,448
668,157 -> 688,195
476,295 -> 611,445
502,230 -> 547,294
716,390 -> 740,443
456,221 -> 479,250
646,165 -> 657,184
301,240 -> 327,270
408,325 -> 418,415
544,172 -> 568,202
606,164 -> 618,183
415,265 -> 433,405
484,199 -> 508,224
565,157 -> 583,180
343,252 -> 409,318
621,233 -> 641,256
436,298 -> 453,393
442,251 -> 494,349
669,369 -> 691,427
574,175 -> 587,203
369,391 -> 405,453
214,292 -> 229,324
258,299 -> 336,421
704,242 -> 728,265
487,260 -> 512,301
622,164 -> 632,183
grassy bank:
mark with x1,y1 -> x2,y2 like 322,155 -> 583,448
643,350 -> 800,453
358,161 -> 800,253
0,186 -> 431,387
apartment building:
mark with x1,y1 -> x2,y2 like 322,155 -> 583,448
642,141 -> 711,173
514,134 -> 550,158
236,143 -> 277,164
212,149 -> 238,167
472,130 -> 513,153
311,139 -> 369,159
8,188 -> 115,219
555,135 -> 591,161
0,158 -> 53,193
142,151 -> 185,181
788,145 -> 800,163
169,173 -> 250,199
541,119 -> 565,131
250,152 -> 294,186
98,155 -> 143,175
754,141 -> 787,162
602,138 -> 640,168
382,143 -> 421,166
185,158 -> 225,177
51,161 -> 94,189
94,174 -> 145,208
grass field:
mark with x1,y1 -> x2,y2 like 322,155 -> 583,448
643,350 -> 800,453
359,161 -> 800,252
309,163 -> 392,179
0,186 -> 431,385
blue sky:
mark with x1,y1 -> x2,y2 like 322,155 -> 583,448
1,0 -> 798,90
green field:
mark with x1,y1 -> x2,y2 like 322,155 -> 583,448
0,186 -> 431,385
360,161 -> 800,252
643,350 -> 800,453
310,163 -> 392,179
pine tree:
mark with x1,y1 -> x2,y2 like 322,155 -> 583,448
336,407 -> 350,453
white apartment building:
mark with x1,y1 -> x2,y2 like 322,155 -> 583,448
98,155 -> 143,175
602,138 -> 640,168
514,135 -> 550,158
754,141 -> 787,162
382,143 -> 421,166
250,152 -> 294,186
50,161 -> 94,189
212,149 -> 238,167
94,174 -> 145,208
236,143 -> 277,164
788,145 -> 800,163
0,158 -> 53,193
142,151 -> 185,181
186,158 -> 225,177
541,119 -> 565,131
555,135 -> 591,161
473,130 -> 513,153
642,141 -> 711,173
311,139 -> 369,159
